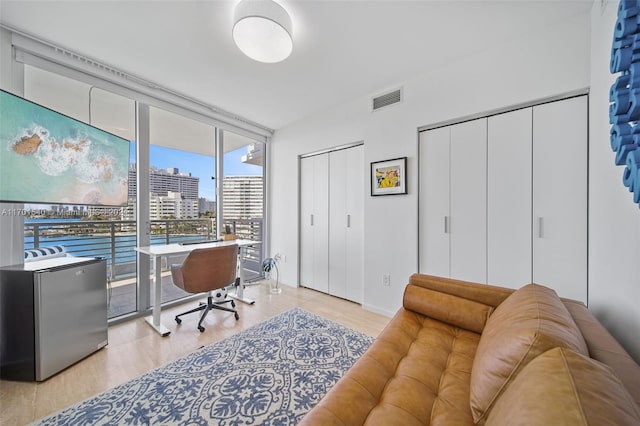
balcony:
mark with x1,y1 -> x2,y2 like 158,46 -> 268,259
24,218 -> 265,319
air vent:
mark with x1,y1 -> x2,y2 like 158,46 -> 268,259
372,88 -> 402,111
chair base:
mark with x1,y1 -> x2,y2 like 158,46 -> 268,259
175,293 -> 239,332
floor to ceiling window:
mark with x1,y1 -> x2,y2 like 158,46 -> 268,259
147,105 -> 217,305
222,130 -> 265,281
22,65 -> 138,319
12,50 -> 268,321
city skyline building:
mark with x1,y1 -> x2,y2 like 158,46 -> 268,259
199,198 -> 216,215
128,166 -> 200,201
119,191 -> 199,220
149,191 -> 198,219
223,175 -> 263,220
93,167 -> 263,221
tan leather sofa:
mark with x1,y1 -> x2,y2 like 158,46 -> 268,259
300,274 -> 640,425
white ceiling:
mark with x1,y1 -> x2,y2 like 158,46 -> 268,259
0,0 -> 593,131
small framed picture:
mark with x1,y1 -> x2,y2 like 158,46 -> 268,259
370,157 -> 407,196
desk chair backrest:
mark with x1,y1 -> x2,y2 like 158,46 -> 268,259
171,244 -> 238,294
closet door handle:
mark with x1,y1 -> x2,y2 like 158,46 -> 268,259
347,214 -> 351,228
310,214 -> 314,226
444,216 -> 449,234
537,217 -> 544,238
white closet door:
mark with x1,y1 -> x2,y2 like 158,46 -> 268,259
487,108 -> 532,288
300,154 -> 329,293
329,146 -> 364,303
345,145 -> 364,303
533,96 -> 588,302
300,156 -> 314,288
329,149 -> 348,299
419,127 -> 451,277
450,118 -> 487,283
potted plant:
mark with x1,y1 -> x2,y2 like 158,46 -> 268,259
262,254 -> 281,294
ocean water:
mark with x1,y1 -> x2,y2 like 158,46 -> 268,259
25,219 -> 204,266
0,91 -> 130,205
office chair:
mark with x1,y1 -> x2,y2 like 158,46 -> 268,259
170,244 -> 239,332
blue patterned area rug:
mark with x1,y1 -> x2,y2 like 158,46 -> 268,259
33,308 -> 374,426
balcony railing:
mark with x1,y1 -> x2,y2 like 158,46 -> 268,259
223,218 -> 265,282
24,218 -> 265,281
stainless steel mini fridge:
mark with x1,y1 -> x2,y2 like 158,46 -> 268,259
0,256 -> 108,381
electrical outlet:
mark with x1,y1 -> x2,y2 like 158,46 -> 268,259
383,274 -> 391,286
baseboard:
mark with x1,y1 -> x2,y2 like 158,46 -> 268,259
362,303 -> 395,318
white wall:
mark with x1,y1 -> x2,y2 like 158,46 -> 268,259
269,13 -> 591,316
589,1 -> 640,362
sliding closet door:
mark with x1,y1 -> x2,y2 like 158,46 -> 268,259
419,127 -> 451,277
329,146 -> 364,302
533,96 -> 587,302
487,108 -> 532,287
450,119 -> 487,283
300,154 -> 329,293
344,145 -> 364,303
419,119 -> 487,283
300,155 -> 316,290
329,149 -> 348,299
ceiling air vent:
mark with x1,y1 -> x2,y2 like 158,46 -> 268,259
372,88 -> 402,111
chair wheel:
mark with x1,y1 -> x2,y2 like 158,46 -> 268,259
175,317 -> 182,324
231,300 -> 236,308
198,325 -> 205,332
234,313 -> 240,320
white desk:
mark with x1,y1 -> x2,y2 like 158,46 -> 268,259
136,239 -> 260,336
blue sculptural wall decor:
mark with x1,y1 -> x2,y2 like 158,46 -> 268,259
610,0 -> 640,207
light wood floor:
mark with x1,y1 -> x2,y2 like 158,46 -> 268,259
0,283 -> 391,425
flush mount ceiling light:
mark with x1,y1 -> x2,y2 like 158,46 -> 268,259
232,0 -> 293,63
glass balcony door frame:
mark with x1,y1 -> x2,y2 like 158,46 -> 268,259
135,103 -> 151,314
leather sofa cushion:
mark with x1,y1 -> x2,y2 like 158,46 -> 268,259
404,284 -> 494,333
485,347 -> 640,425
469,284 -> 589,424
298,308 -> 480,426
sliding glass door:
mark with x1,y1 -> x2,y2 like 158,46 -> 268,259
147,105 -> 217,305
222,130 -> 265,281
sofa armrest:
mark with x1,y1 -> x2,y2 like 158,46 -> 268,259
563,299 -> 640,407
403,274 -> 514,333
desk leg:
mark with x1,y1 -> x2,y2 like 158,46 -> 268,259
144,254 -> 171,336
228,246 -> 255,305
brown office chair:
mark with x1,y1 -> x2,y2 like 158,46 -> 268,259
170,244 -> 239,332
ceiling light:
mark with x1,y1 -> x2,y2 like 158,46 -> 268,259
232,0 -> 293,63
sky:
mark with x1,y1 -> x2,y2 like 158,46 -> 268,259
130,144 -> 263,201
